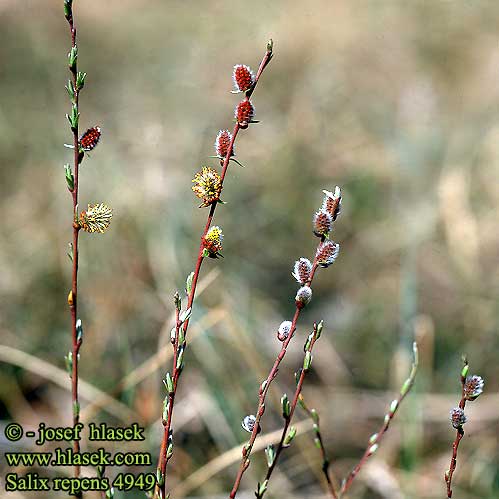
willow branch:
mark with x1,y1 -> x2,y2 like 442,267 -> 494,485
228,248 -> 327,498
255,322 -> 330,499
64,0 -> 82,484
299,394 -> 339,498
153,42 -> 273,499
340,342 -> 419,496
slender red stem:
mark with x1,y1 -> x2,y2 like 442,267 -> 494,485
340,343 -> 418,496
154,45 -> 273,499
255,323 -> 335,499
66,5 -> 82,484
299,395 -> 339,498
445,367 -> 467,498
229,253 -> 323,499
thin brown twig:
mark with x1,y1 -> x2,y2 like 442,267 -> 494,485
255,322 -> 335,499
229,249 -> 325,499
299,393 -> 339,498
339,342 -> 418,496
65,0 -> 82,485
444,359 -> 469,498
153,43 -> 273,499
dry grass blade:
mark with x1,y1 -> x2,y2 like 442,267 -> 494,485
0,344 -> 136,422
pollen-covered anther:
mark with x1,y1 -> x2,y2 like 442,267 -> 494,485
313,210 -> 333,237
192,167 -> 222,207
215,129 -> 234,159
78,203 -> 113,233
202,226 -> 223,256
277,320 -> 293,342
235,100 -> 255,129
295,286 -> 312,308
292,258 -> 312,284
450,407 -> 467,429
233,64 -> 255,93
463,375 -> 484,401
316,241 -> 340,268
322,186 -> 342,221
79,126 -> 101,151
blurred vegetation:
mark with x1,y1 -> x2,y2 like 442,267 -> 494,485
1,1 -> 498,498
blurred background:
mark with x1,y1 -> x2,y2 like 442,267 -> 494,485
1,1 -> 498,498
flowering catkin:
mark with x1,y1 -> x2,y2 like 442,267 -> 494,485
192,167 -> 222,206
277,320 -> 293,341
78,203 -> 113,233
313,210 -> 333,237
322,186 -> 342,221
316,241 -> 340,268
235,100 -> 255,128
202,226 -> 224,255
292,258 -> 312,284
295,286 -> 312,307
450,407 -> 467,429
233,64 -> 255,92
463,375 -> 484,401
214,129 -> 234,159
79,126 -> 101,151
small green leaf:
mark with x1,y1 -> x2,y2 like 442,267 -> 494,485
185,272 -> 194,295
281,394 -> 290,419
73,400 -> 80,418
76,318 -> 83,343
164,372 -> 174,394
156,468 -> 164,487
68,45 -> 78,69
162,396 -> 169,422
76,71 -> 86,90
179,307 -> 192,324
258,480 -> 268,496
174,291 -> 181,311
64,163 -> 74,191
303,351 -> 312,371
67,242 -> 73,262
265,444 -> 275,468
316,320 -> 324,339
400,378 -> 411,396
304,332 -> 313,352
65,79 -> 75,101
176,346 -> 184,369
389,399 -> 398,414
284,426 -> 296,445
64,351 -> 73,377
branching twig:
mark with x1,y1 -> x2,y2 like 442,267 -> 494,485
64,0 -> 83,483
254,321 -> 331,499
229,192 -> 342,498
445,359 -> 485,498
339,342 -> 419,496
63,3 -> 112,496
153,42 -> 274,499
298,393 -> 339,498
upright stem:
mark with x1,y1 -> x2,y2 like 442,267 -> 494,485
229,253 -> 323,499
154,45 -> 273,499
299,395 -> 339,498
255,323 -> 335,499
340,342 -> 418,496
66,6 -> 82,482
445,368 -> 467,498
